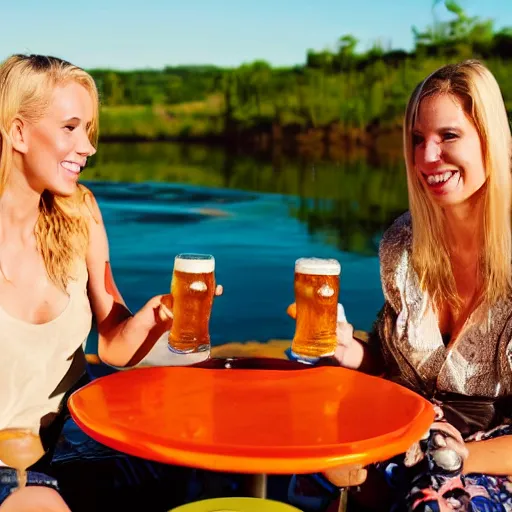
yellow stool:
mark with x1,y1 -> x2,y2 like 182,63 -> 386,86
169,497 -> 302,511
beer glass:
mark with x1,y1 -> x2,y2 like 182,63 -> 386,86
0,428 -> 45,489
291,257 -> 341,363
168,253 -> 215,354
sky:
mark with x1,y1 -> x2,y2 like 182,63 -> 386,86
1,0 -> 512,70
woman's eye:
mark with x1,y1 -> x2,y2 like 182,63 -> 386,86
443,132 -> 458,141
412,134 -> 424,146
64,125 -> 76,132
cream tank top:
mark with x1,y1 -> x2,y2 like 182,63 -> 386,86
0,259 -> 92,438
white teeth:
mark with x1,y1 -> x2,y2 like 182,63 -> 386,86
61,161 -> 80,173
426,171 -> 455,185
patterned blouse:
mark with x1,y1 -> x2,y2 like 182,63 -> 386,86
373,212 -> 512,399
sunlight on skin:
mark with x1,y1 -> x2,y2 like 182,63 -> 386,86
94,260 -> 223,367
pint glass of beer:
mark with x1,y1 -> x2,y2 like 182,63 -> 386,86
168,253 -> 215,354
291,257 -> 341,363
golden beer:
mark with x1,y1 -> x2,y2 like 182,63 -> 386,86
168,254 -> 215,354
291,258 -> 341,363
0,429 -> 45,489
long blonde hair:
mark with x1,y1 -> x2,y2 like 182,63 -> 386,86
403,60 -> 512,308
0,54 -> 99,290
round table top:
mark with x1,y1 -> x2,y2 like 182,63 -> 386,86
68,360 -> 434,474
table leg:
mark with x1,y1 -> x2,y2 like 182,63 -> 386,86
337,488 -> 348,512
241,473 -> 267,499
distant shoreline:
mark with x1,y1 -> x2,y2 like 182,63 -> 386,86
97,122 -> 404,156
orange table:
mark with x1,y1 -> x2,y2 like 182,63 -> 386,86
68,359 -> 433,497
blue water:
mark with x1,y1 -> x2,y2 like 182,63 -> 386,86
84,180 -> 384,352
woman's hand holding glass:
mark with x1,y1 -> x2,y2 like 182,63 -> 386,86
287,302 -> 365,369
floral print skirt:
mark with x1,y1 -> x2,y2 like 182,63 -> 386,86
378,422 -> 512,512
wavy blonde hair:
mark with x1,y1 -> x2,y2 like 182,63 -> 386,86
403,60 -> 512,308
0,54 -> 99,290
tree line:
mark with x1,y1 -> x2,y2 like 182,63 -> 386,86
91,1 -> 512,143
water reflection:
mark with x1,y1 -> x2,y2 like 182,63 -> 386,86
85,142 -> 408,257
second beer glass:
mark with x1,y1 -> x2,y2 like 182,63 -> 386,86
291,257 -> 341,363
168,253 -> 215,354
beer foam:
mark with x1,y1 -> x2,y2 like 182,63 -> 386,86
174,255 -> 215,274
190,280 -> 207,292
295,258 -> 340,276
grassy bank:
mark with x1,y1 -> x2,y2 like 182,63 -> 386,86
99,96 -> 225,141
97,55 -> 512,150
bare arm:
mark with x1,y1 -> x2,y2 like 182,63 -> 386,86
465,436 -> 512,475
84,190 -> 172,367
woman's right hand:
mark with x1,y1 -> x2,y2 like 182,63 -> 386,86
334,317 -> 365,369
286,303 -> 365,369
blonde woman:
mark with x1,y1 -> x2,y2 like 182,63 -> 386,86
290,61 -> 512,511
0,54 -> 220,510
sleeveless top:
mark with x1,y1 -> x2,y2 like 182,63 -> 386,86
374,212 -> 512,399
0,259 -> 92,434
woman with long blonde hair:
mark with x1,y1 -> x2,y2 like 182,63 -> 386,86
0,54 -> 217,510
291,60 -> 512,511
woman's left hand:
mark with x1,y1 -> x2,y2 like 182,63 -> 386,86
404,407 -> 468,473
427,421 -> 469,472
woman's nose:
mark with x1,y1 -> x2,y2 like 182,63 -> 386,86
423,139 -> 441,163
77,134 -> 97,157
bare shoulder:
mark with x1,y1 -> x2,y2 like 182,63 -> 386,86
75,185 -> 109,260
77,184 -> 104,227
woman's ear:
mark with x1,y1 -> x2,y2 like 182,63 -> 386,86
10,118 -> 28,154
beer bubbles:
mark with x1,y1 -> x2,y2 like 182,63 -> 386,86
168,254 -> 216,354
291,258 -> 341,364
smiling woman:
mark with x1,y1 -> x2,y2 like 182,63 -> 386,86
411,93 -> 486,203
12,82 -> 97,197
0,54 -> 212,511
404,61 -> 512,310
311,60 -> 512,512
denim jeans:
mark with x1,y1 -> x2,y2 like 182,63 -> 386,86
0,467 -> 59,505
0,368 -> 193,511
